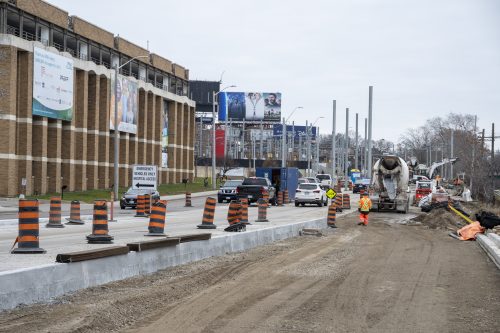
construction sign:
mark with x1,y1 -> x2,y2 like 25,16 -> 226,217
326,188 -> 337,199
132,165 -> 157,190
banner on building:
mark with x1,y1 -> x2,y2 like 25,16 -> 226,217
161,100 -> 168,167
216,129 -> 225,158
110,74 -> 138,134
273,124 -> 317,139
32,47 -> 74,121
219,92 -> 281,122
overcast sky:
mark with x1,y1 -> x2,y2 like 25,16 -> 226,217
47,0 -> 500,143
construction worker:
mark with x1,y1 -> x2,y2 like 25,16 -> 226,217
358,193 -> 372,226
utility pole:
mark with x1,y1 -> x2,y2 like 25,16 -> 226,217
281,117 -> 286,168
291,121 -> 295,160
492,123 -> 495,161
344,108 -> 349,191
470,115 -> 477,192
364,117 -> 367,176
367,86 -> 373,179
306,120 -> 310,176
316,126 -> 320,174
241,118 -> 245,159
355,113 -> 359,170
450,130 -> 454,179
332,100 -> 336,177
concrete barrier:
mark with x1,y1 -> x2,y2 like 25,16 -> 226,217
477,233 -> 500,270
0,217 -> 326,310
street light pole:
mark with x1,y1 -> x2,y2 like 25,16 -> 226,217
332,100 -> 336,177
281,117 -> 286,168
113,55 -> 149,200
211,85 -> 236,189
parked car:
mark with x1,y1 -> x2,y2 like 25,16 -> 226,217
304,177 -> 318,184
297,178 -> 310,186
316,174 -> 333,188
217,180 -> 243,203
236,177 -> 276,204
353,178 -> 371,194
295,183 -> 327,207
120,187 -> 160,209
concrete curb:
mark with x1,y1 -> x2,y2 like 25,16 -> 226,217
0,217 -> 327,311
476,233 -> 500,270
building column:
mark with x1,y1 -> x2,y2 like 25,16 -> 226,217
0,46 -> 18,196
175,102 -> 182,182
32,117 -> 48,194
138,89 -> 148,164
46,119 -> 62,193
119,132 -> 129,187
86,73 -> 99,190
16,50 -> 33,195
167,100 -> 176,183
98,75 -> 110,188
147,91 -> 155,165
74,70 -> 88,191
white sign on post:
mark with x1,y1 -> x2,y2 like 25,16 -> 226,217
132,165 -> 157,190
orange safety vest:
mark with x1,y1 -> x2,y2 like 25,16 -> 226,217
359,197 -> 372,213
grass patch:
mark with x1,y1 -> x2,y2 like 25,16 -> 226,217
27,178 -> 213,203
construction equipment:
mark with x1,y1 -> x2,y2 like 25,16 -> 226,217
428,158 -> 458,179
370,155 -> 410,213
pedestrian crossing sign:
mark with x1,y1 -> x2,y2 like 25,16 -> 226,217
326,188 -> 337,199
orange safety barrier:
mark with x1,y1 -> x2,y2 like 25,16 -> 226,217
197,197 -> 217,229
146,200 -> 167,236
342,194 -> 351,210
255,198 -> 269,222
135,195 -> 147,217
262,190 -> 270,207
277,191 -> 283,206
144,194 -> 151,216
240,198 -> 250,224
66,200 -> 85,225
185,192 -> 192,207
227,200 -> 242,225
87,200 -> 113,244
283,190 -> 289,204
327,202 -> 337,228
335,195 -> 343,212
11,199 -> 46,254
46,196 -> 64,228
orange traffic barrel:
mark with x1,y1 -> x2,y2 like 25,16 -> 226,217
342,194 -> 351,210
135,195 -> 147,217
87,200 -> 113,244
283,190 -> 289,204
66,200 -> 84,225
198,197 -> 217,229
327,202 -> 337,228
185,192 -> 192,207
277,191 -> 283,206
227,200 -> 241,225
335,195 -> 343,212
11,199 -> 46,254
46,196 -> 64,228
145,200 -> 167,236
240,198 -> 250,224
255,198 -> 269,222
262,190 -> 270,207
144,194 -> 151,215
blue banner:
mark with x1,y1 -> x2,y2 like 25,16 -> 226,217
273,124 -> 317,139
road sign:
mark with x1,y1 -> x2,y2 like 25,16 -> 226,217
326,188 -> 337,199
21,178 -> 27,187
132,165 -> 157,190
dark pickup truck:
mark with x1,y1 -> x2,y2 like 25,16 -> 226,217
236,177 -> 276,205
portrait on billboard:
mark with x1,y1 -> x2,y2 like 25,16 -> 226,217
110,74 -> 138,134
245,92 -> 265,121
227,92 -> 246,120
264,93 -> 281,121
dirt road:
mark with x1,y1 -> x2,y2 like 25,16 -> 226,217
0,210 -> 498,333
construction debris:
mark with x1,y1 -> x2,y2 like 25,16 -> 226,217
299,228 -> 323,237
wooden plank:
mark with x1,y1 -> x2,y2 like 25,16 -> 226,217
127,238 -> 180,252
56,246 -> 129,263
168,233 -> 212,243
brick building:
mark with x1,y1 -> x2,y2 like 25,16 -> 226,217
0,0 -> 196,197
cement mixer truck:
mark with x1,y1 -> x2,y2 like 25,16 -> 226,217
370,155 -> 410,213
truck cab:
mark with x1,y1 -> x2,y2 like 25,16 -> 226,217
414,180 -> 433,205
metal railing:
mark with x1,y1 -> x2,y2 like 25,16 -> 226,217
79,52 -> 87,61
6,25 -> 19,37
22,31 -> 35,41
37,36 -> 49,46
65,48 -> 75,56
52,42 -> 63,52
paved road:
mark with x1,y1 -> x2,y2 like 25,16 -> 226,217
0,206 -> 498,332
0,193 -> 215,220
